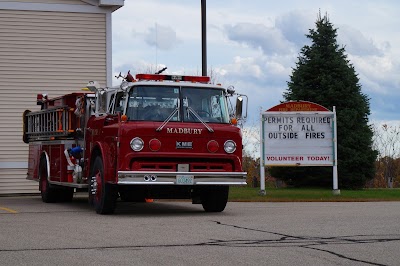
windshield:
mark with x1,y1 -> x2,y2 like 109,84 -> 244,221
126,85 -> 229,123
181,87 -> 229,123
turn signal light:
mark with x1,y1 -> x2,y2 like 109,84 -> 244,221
149,138 -> 161,151
207,140 -> 219,153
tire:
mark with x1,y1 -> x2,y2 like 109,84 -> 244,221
39,159 -> 58,203
200,186 -> 229,212
89,156 -> 117,214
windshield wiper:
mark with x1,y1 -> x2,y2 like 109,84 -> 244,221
156,99 -> 180,132
186,106 -> 214,133
156,107 -> 179,132
157,98 -> 214,133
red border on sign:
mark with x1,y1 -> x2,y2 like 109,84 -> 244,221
266,101 -> 330,112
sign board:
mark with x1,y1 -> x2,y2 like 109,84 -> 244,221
259,101 -> 339,195
261,101 -> 335,166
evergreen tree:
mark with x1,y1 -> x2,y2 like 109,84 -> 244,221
271,13 -> 377,189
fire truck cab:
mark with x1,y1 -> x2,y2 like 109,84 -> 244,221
23,73 -> 247,214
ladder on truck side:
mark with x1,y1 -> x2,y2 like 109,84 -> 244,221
24,106 -> 76,142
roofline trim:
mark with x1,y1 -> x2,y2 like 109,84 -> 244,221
81,0 -> 97,6
0,2 -> 122,14
81,0 -> 124,11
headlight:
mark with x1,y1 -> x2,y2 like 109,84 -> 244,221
130,137 -> 144,151
224,140 -> 236,153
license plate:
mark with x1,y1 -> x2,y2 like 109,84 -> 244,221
176,175 -> 194,185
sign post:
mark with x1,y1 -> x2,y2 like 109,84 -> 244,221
259,111 -> 267,195
332,106 -> 339,195
260,101 -> 339,195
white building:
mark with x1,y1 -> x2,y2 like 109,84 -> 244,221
0,0 -> 124,194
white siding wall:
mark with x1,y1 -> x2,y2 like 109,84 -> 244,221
0,3 -> 108,194
0,169 -> 34,194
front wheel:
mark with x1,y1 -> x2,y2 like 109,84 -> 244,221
89,156 -> 117,214
200,186 -> 229,212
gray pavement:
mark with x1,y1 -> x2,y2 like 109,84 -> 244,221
1,195 -> 400,265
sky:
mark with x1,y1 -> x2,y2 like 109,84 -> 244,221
111,0 -> 400,127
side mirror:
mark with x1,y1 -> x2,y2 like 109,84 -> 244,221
90,100 -> 95,113
236,96 -> 243,118
95,90 -> 107,115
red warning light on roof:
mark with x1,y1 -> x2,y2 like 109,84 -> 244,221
136,74 -> 210,83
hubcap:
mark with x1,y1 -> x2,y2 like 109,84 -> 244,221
90,170 -> 102,202
90,175 -> 97,195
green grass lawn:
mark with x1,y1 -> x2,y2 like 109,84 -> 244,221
229,186 -> 400,202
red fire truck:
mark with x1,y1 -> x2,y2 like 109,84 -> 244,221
23,72 -> 247,214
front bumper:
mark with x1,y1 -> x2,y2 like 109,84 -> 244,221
118,171 -> 247,185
